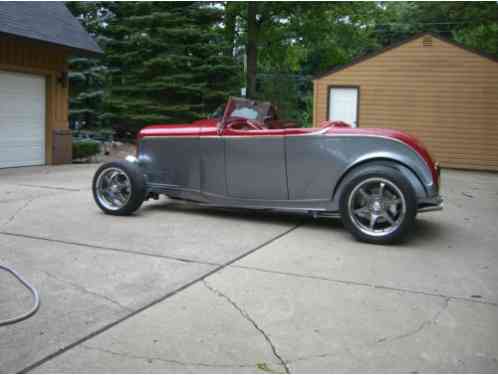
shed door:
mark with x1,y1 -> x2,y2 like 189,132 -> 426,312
328,87 -> 358,127
0,71 -> 46,168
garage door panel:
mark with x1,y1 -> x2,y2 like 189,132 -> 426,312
0,71 -> 45,168
0,72 -> 44,91
0,144 -> 45,167
0,148 -> 44,165
0,119 -> 45,135
0,98 -> 44,114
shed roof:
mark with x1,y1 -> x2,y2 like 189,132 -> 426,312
0,1 -> 102,55
314,32 -> 498,80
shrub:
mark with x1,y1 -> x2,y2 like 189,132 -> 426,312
73,140 -> 101,160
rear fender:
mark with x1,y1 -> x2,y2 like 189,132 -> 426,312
332,158 -> 427,206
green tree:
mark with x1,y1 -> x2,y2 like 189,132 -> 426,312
66,1 -> 108,129
226,2 -> 381,124
374,2 -> 498,55
66,2 -> 496,131
102,2 -> 240,133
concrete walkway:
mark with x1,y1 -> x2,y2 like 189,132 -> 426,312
0,165 -> 497,372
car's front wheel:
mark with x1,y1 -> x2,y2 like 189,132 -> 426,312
92,161 -> 146,215
339,167 -> 416,244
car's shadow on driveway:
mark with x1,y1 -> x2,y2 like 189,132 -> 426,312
140,199 -> 306,226
140,199 -> 450,246
141,198 -> 346,232
408,217 -> 452,246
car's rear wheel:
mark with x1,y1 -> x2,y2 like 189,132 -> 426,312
339,167 -> 416,244
92,161 -> 146,215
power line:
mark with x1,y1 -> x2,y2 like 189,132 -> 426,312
371,21 -> 495,27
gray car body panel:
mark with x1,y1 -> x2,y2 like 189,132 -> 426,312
226,137 -> 288,200
137,131 -> 439,214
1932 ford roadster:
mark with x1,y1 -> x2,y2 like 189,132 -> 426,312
93,97 -> 442,244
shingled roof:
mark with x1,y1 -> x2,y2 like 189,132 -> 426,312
0,2 -> 102,55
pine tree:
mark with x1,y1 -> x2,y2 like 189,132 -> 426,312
68,57 -> 107,129
103,2 -> 240,133
66,2 -> 108,129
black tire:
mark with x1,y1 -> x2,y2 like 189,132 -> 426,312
339,165 -> 417,244
92,161 -> 146,215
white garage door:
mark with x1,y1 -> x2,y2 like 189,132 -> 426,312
0,71 -> 46,168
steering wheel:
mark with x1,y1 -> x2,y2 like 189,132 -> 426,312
245,120 -> 264,130
225,118 -> 264,131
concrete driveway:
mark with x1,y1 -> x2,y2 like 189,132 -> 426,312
0,164 -> 497,373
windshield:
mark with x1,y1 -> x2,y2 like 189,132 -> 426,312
231,107 -> 259,120
222,97 -> 272,124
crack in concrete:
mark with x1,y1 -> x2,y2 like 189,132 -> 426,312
15,184 -> 81,192
0,231 -> 216,266
3,229 -> 496,308
283,298 -> 453,369
79,344 -> 267,369
376,297 -> 450,344
1,198 -> 34,230
19,224 -> 301,373
285,345 -> 359,367
41,271 -> 133,313
0,188 -> 76,226
231,265 -> 498,307
203,280 -> 290,373
283,300 -> 452,368
0,184 -> 76,203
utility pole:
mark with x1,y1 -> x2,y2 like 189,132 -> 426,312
246,2 -> 257,99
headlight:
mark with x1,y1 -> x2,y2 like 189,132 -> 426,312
125,155 -> 138,163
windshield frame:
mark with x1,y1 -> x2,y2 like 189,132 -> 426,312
218,97 -> 273,131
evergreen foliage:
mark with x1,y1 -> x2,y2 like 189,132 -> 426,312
66,2 -> 497,131
101,2 -> 240,133
68,57 -> 107,129
66,2 -> 108,129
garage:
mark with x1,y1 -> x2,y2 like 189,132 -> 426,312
0,71 -> 46,168
313,33 -> 498,171
0,2 -> 102,168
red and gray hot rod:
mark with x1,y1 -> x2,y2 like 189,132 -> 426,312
93,97 -> 442,244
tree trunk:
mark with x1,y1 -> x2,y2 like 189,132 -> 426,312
246,2 -> 257,99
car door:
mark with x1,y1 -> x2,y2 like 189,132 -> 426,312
222,126 -> 288,200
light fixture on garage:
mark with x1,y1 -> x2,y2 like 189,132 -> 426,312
57,71 -> 68,88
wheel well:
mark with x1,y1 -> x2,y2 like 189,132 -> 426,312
332,158 -> 427,201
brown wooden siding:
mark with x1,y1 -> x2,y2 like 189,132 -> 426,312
314,35 -> 498,171
0,35 -> 70,164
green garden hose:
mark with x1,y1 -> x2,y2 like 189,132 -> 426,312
0,265 -> 40,326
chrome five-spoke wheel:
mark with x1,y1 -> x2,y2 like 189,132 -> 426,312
95,167 -> 132,211
93,161 -> 146,215
347,177 -> 407,237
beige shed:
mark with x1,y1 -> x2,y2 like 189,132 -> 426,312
313,33 -> 498,171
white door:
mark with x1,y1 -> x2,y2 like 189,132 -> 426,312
0,71 -> 46,168
328,87 -> 358,127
